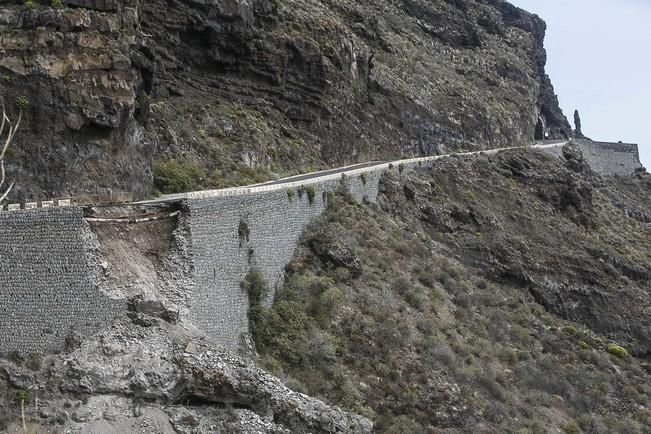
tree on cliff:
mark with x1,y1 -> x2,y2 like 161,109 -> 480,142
0,103 -> 21,203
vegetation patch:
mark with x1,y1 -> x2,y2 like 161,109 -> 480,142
255,154 -> 651,433
10,389 -> 30,406
306,185 -> 316,205
606,343 -> 629,359
153,159 -> 206,194
241,269 -> 269,345
326,191 -> 335,206
15,95 -> 28,110
562,326 -> 577,334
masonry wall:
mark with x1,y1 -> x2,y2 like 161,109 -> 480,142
536,140 -> 642,176
185,170 -> 385,350
182,140 -> 642,352
0,207 -> 125,353
0,158 -> 423,354
574,140 -> 643,176
0,139 -> 639,354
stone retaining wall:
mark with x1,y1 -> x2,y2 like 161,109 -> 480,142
13,142 -> 642,353
0,207 -> 124,353
185,169 -> 386,349
574,140 -> 643,176
0,148 -> 548,354
538,140 -> 643,176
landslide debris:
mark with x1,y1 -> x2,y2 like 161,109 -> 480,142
0,317 -> 372,433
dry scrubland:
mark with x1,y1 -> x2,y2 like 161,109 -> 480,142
253,148 -> 651,433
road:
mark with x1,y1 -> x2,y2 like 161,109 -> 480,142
138,140 -> 567,205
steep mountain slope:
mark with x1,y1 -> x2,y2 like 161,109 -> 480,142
0,146 -> 646,433
0,0 -> 570,200
254,147 -> 651,433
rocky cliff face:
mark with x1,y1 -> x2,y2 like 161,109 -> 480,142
0,0 -> 571,200
0,317 -> 372,433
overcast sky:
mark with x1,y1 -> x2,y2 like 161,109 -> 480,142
508,0 -> 650,167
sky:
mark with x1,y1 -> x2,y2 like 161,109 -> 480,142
509,0 -> 651,168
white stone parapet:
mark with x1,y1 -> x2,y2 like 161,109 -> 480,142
1,198 -> 73,211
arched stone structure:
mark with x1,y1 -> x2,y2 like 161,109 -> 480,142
535,116 -> 546,140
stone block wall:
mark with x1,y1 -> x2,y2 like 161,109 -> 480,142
574,140 -> 643,176
536,140 -> 642,176
0,154 -> 432,354
183,161 -> 434,350
0,207 -> 124,354
4,145 -> 578,353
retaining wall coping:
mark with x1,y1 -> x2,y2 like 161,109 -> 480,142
3,143 -> 570,209
185,145 -> 536,201
1,199 -> 72,212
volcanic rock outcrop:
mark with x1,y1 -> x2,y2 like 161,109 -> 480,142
0,0 -> 571,200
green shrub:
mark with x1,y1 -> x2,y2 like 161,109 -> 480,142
15,95 -> 29,109
577,340 -> 590,350
326,190 -> 335,207
563,420 -> 582,434
153,159 -> 206,193
334,266 -> 351,282
233,165 -> 272,185
463,189 -> 476,201
287,188 -> 296,202
313,286 -> 344,325
263,300 -> 310,364
499,349 -> 518,365
241,270 -> 269,343
634,408 -> 651,426
23,0 -> 34,10
562,326 -> 577,334
606,344 -> 629,359
51,0 -> 63,7
242,269 -> 267,307
398,163 -> 405,174
306,185 -> 316,205
360,172 -> 368,185
380,415 -> 422,434
10,389 -> 30,406
8,351 -> 23,365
